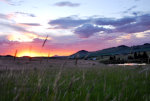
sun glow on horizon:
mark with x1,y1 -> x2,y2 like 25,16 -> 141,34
17,51 -> 50,57
16,50 -> 74,57
7,33 -> 51,42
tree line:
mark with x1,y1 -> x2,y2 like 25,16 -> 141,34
109,51 -> 149,60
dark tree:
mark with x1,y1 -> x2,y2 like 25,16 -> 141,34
128,56 -> 133,60
137,52 -> 142,59
134,52 -> 138,59
142,51 -> 148,59
109,56 -> 113,60
109,56 -> 116,60
117,57 -> 120,61
113,56 -> 116,60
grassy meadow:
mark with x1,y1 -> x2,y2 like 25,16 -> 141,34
0,58 -> 150,101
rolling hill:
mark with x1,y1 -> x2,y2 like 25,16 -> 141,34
69,43 -> 150,59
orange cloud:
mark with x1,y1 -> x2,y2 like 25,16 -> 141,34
7,13 -> 15,19
7,33 -> 51,42
115,34 -> 131,43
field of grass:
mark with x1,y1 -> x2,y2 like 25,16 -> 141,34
0,58 -> 150,101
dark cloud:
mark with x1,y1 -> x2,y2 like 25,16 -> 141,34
94,17 -> 136,26
138,14 -> 150,26
115,14 -> 150,33
132,11 -> 142,16
78,14 -> 150,37
74,24 -> 108,38
95,14 -> 150,34
54,1 -> 80,7
20,23 -> 41,26
15,12 -> 36,17
48,13 -> 150,38
48,15 -> 136,29
48,16 -> 89,29
115,24 -> 149,33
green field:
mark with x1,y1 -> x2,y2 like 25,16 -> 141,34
0,58 -> 150,101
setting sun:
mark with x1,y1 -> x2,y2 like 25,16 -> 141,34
15,49 -> 74,57
17,51 -> 49,57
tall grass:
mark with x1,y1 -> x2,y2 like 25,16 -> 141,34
42,35 -> 48,47
0,63 -> 150,101
14,50 -> 18,61
40,35 -> 49,63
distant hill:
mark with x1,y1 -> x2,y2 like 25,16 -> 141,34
69,50 -> 89,59
0,55 -> 14,57
69,43 -> 150,59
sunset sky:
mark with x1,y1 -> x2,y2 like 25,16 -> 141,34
0,0 -> 150,57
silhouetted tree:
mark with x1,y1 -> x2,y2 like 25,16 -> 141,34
113,56 -> 116,60
137,52 -> 142,59
117,57 -> 120,61
134,52 -> 138,59
142,51 -> 148,59
109,56 -> 113,60
109,56 -> 116,60
128,56 -> 134,60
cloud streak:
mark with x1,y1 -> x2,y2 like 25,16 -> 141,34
15,12 -> 36,17
49,16 -> 89,29
0,22 -> 34,34
0,0 -> 23,6
19,23 -> 41,26
54,1 -> 80,7
0,22 -> 50,43
123,5 -> 137,13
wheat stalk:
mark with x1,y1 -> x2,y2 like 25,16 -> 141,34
42,35 -> 48,47
40,35 -> 48,63
85,84 -> 94,101
47,51 -> 50,62
75,54 -> 79,65
52,61 -> 66,101
14,49 -> 18,61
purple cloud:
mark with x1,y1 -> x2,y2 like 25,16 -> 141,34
114,14 -> 150,33
49,16 -> 89,29
74,14 -> 150,38
54,1 -> 80,7
0,35 -> 19,47
0,22 -> 33,33
19,23 -> 41,26
48,13 -> 150,38
74,24 -> 107,38
0,13 -> 8,20
15,12 -> 36,17
94,17 -> 136,26
115,23 -> 149,33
